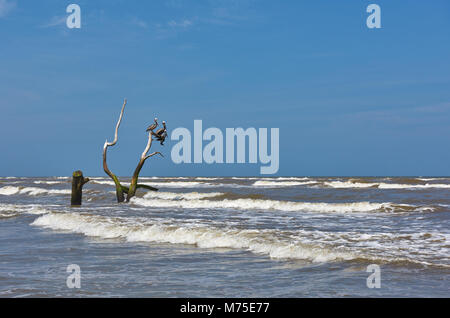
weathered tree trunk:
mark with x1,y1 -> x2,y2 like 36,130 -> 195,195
71,170 -> 90,206
126,132 -> 162,202
103,143 -> 125,203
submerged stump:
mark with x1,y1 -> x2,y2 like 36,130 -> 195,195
71,170 -> 90,206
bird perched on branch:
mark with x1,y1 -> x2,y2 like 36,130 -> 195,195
146,118 -> 158,132
153,121 -> 168,145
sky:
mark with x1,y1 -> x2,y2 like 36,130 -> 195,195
0,0 -> 449,177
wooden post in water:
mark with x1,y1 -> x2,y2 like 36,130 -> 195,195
71,170 -> 90,206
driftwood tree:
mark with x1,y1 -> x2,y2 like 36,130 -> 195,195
103,99 -> 162,203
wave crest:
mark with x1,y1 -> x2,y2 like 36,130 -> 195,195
31,212 -> 355,262
131,196 -> 423,213
0,186 -> 70,196
143,191 -> 224,200
252,180 -> 317,187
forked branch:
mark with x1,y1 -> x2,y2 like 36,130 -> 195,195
126,131 -> 163,201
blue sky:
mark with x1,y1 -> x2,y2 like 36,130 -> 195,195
0,0 -> 449,176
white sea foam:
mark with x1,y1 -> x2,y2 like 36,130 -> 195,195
322,181 -> 450,189
143,191 -> 224,200
92,179 -> 317,189
96,177 -> 190,181
0,186 -> 70,196
131,196 -> 418,213
0,204 -> 49,218
253,180 -> 317,187
295,229 -> 450,268
377,183 -> 450,189
91,180 -> 212,188
31,212 -> 355,262
20,187 -> 70,196
33,181 -> 65,185
231,177 -> 310,181
149,181 -> 212,188
139,177 -> 192,180
272,177 -> 310,181
32,212 -> 449,267
0,186 -> 20,195
89,180 -> 116,185
323,181 -> 379,188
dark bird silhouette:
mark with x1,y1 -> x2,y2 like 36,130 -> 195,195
153,121 -> 167,145
146,118 -> 158,132
154,121 -> 166,137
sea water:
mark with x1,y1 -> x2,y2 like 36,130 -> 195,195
0,176 -> 448,297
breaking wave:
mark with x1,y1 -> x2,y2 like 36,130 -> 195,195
131,195 -> 428,213
0,186 -> 70,196
31,212 -> 449,267
0,204 -> 50,219
90,180 -> 213,188
88,178 -> 450,190
142,191 -> 224,200
253,180 -> 317,187
323,181 -> 379,188
322,181 -> 450,190
33,181 -> 65,185
31,212 -> 355,263
378,183 -> 450,189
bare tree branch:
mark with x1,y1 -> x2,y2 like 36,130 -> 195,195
107,99 -> 126,147
141,131 -> 153,160
103,99 -> 127,203
121,184 -> 158,194
145,152 -> 164,160
136,184 -> 159,192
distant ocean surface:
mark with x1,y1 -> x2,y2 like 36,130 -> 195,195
0,176 -> 449,297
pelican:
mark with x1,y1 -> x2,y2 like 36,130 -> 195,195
146,118 -> 158,132
154,121 -> 166,137
154,121 -> 167,145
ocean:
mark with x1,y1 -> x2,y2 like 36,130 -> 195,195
0,176 -> 449,297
